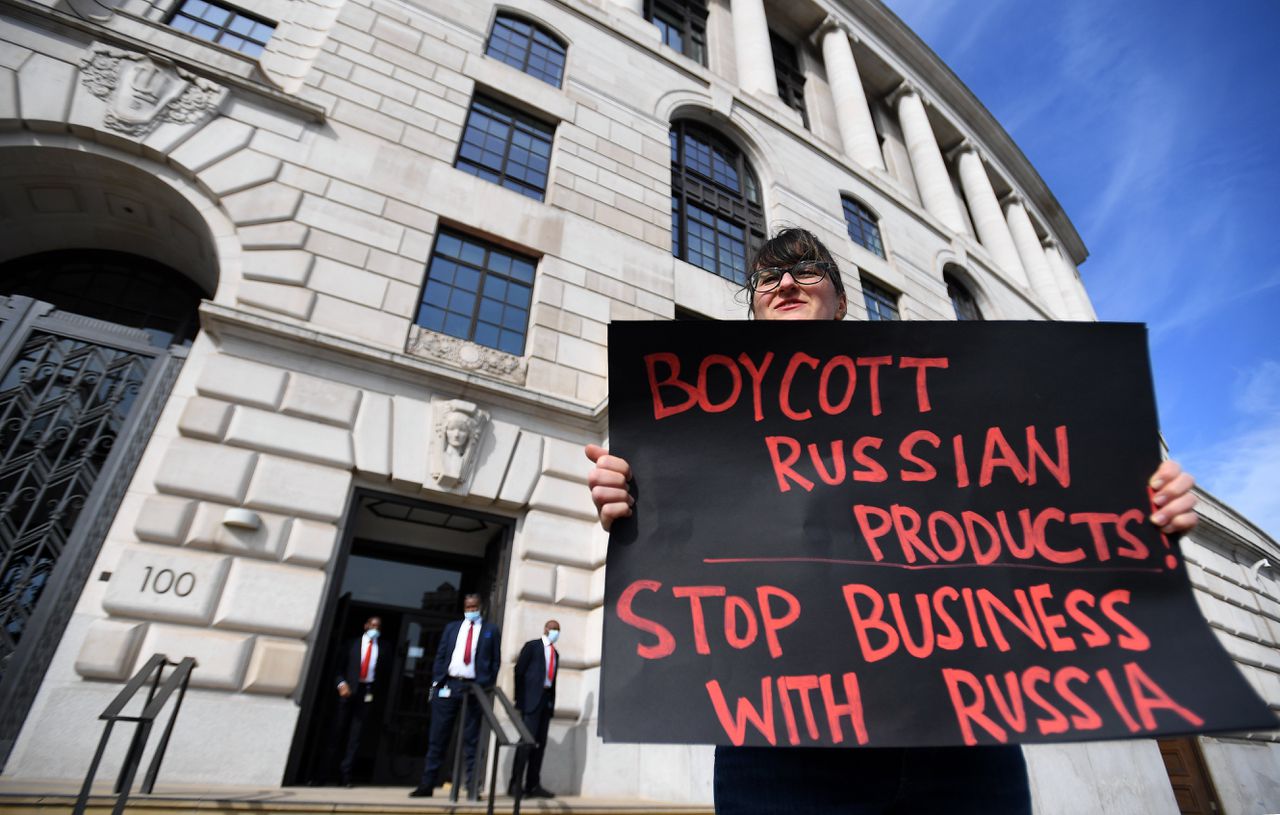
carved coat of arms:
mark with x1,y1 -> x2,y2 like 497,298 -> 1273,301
80,45 -> 225,137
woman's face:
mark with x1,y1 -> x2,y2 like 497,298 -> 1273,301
751,267 -> 847,321
446,420 -> 470,449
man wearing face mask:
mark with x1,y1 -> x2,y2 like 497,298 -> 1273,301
508,620 -> 560,799
331,616 -> 383,787
411,594 -> 501,798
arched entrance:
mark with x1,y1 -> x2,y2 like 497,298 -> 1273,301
0,145 -> 219,767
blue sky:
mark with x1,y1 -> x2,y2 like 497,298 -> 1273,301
882,0 -> 1280,538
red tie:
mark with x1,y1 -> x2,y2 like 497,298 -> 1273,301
463,622 -> 474,665
547,647 -> 556,682
360,640 -> 373,681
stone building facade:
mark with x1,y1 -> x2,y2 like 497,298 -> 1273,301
0,0 -> 1276,811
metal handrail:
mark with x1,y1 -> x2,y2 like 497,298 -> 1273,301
72,654 -> 197,815
448,682 -> 537,815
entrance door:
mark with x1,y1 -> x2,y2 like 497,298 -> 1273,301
1159,737 -> 1222,814
285,492 -> 511,787
0,295 -> 184,768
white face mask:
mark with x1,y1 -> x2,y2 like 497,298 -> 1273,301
367,628 -> 380,640
546,629 -> 560,644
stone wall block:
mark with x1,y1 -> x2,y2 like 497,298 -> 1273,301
242,637 -> 308,695
154,438 -> 257,504
529,475 -> 597,521
134,495 -> 197,545
135,624 -> 252,690
588,566 -> 605,607
498,431 -> 543,507
17,54 -> 74,127
310,294 -> 409,348
241,249 -> 314,286
352,391 -> 392,478
213,559 -> 326,637
468,419 -> 520,502
225,406 -> 353,468
184,502 -> 293,560
196,355 -> 289,410
516,559 -> 556,603
541,436 -> 587,483
244,455 -> 353,522
554,565 -> 593,608
237,280 -> 317,320
518,510 -> 596,568
74,619 -> 148,680
238,221 -> 310,250
177,396 -> 232,441
391,395 -> 430,488
201,151 -> 282,198
222,183 -> 303,226
281,373 -> 362,427
168,117 -> 254,171
283,519 -> 339,567
585,606 -> 603,667
103,545 -> 231,626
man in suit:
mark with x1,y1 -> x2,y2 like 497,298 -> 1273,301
508,619 -> 559,799
331,615 -> 383,787
410,593 -> 501,798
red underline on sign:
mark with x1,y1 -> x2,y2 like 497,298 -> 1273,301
701,556 -> 1167,574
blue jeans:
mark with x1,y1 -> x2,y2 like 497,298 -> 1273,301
714,745 -> 1031,814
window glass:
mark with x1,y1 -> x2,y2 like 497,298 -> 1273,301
842,196 -> 885,258
167,0 -> 274,56
861,278 -> 900,321
485,14 -> 567,87
456,96 -> 556,201
417,230 -> 536,355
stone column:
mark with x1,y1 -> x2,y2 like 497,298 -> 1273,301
608,0 -> 644,14
816,17 -> 883,171
891,82 -> 965,233
952,142 -> 1028,286
1043,240 -> 1096,320
1004,194 -> 1069,317
731,0 -> 778,98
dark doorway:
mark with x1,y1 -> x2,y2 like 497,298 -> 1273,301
285,491 -> 512,788
1158,736 -> 1223,814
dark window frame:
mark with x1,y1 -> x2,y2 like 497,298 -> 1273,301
842,195 -> 885,259
645,0 -> 708,66
455,94 -> 556,201
770,31 -> 809,129
415,229 -> 536,356
860,276 -> 900,321
669,119 -> 766,285
165,0 -> 275,56
946,272 -> 983,321
484,13 -> 568,87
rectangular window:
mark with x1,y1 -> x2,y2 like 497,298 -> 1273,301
685,202 -> 748,284
842,197 -> 885,258
647,0 -> 707,66
166,0 -> 274,57
455,95 -> 555,201
485,14 -> 567,87
770,32 -> 808,129
861,277 -> 900,321
416,230 -> 535,356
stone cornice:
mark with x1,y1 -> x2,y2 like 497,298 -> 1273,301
0,0 -> 327,124
825,0 -> 1089,265
198,302 -> 606,431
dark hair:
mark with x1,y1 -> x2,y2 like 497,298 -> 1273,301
740,228 -> 846,314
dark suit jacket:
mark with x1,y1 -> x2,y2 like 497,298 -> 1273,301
513,638 -> 556,713
335,635 -> 384,688
432,618 -> 501,688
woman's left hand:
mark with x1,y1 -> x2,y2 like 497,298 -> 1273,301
1149,459 -> 1198,534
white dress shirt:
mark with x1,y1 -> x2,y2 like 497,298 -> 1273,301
448,619 -> 482,679
541,635 -> 556,688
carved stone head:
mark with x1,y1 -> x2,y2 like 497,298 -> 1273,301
430,399 -> 490,488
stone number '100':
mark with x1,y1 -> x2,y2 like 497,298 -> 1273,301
140,566 -> 196,597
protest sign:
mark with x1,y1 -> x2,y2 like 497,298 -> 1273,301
600,320 -> 1277,747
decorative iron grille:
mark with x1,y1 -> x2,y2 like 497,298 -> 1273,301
0,297 -> 181,768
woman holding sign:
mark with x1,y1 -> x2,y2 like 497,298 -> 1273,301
586,228 -> 1199,814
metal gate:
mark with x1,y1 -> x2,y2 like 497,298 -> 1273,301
0,295 -> 185,768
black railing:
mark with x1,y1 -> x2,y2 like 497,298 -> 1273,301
449,682 -> 537,815
73,653 -> 196,815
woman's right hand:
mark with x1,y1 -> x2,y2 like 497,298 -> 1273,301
586,444 -> 634,531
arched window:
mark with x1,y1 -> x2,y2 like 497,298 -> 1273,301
1,250 -> 206,347
945,271 -> 983,321
485,13 -> 567,87
841,196 -> 884,258
669,120 -> 765,284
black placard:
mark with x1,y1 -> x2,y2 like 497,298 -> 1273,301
600,320 -> 1277,748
